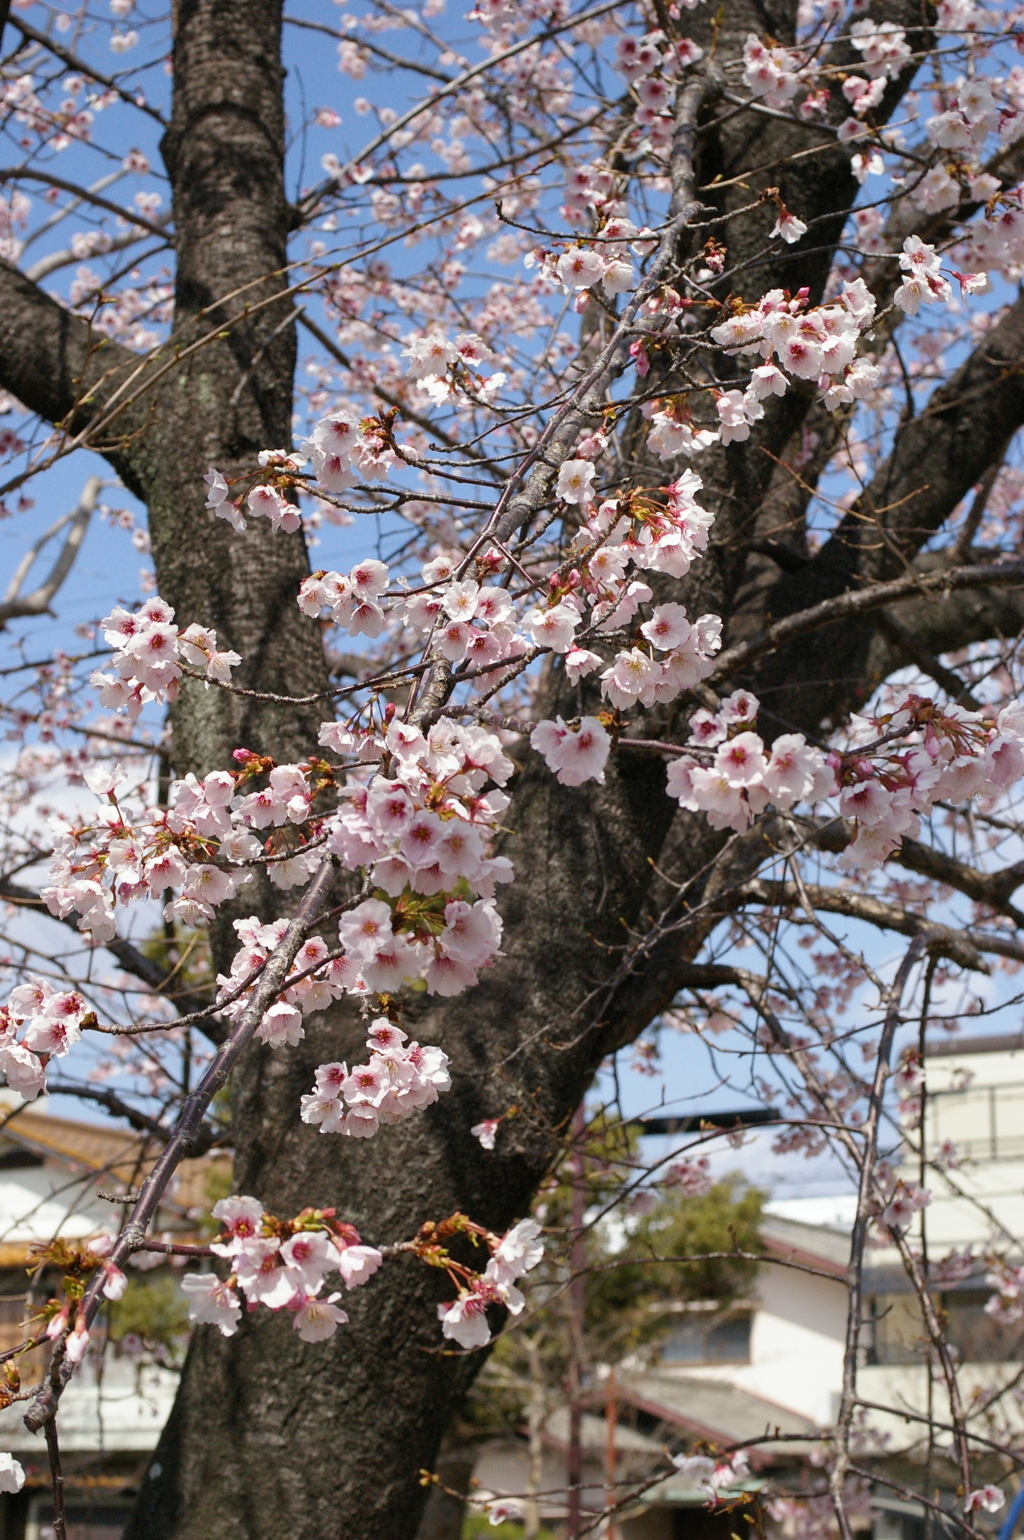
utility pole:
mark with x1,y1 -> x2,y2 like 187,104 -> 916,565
605,1367 -> 619,1540
566,1102 -> 587,1538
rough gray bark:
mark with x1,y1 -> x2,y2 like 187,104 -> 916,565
2,2 -> 1024,1538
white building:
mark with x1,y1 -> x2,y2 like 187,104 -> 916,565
468,1031 -> 1024,1539
614,1030 -> 1024,1537
0,1095 -> 221,1540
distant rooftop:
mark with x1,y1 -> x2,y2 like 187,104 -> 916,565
925,1031 -> 1024,1058
0,1104 -> 227,1265
763,1194 -> 857,1232
543,1407 -> 661,1455
615,1371 -> 818,1448
760,1214 -> 850,1276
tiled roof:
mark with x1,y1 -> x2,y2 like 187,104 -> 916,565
614,1371 -> 818,1449
543,1407 -> 663,1454
0,1108 -> 228,1264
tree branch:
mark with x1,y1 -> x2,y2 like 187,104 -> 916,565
0,169 -> 169,240
43,1081 -> 195,1147
8,16 -> 167,125
716,555 -> 1024,685
730,877 -> 1024,970
805,818 -> 1024,926
0,255 -> 139,445
0,874 -> 214,1020
26,223 -> 171,285
0,476 -> 99,628
24,856 -> 337,1434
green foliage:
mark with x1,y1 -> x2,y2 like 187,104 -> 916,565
199,1159 -> 234,1232
591,1175 -> 765,1355
467,1110 -> 766,1442
137,924 -> 212,994
461,1517 -> 556,1539
108,1273 -> 190,1358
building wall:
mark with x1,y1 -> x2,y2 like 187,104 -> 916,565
893,1043 -> 1024,1250
857,1362 -> 1024,1451
660,1268 -> 847,1427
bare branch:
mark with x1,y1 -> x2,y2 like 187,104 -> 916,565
830,935 -> 928,1540
0,170 -> 169,240
730,877 -> 1024,969
804,817 -> 1024,925
0,873 -> 214,1021
8,15 -> 168,125
24,856 -> 338,1434
717,556 -> 1024,686
0,476 -> 100,629
25,220 -> 172,284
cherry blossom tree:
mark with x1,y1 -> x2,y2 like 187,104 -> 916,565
2,0 -> 1024,1536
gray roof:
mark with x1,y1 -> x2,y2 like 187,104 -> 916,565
760,1214 -> 850,1274
615,1371 -> 818,1446
544,1407 -> 662,1455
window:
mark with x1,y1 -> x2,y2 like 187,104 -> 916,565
662,1312 -> 752,1365
869,1290 -> 1024,1365
869,1293 -> 926,1366
944,1290 -> 1024,1362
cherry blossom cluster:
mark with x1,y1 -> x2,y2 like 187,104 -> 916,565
710,277 -> 882,416
184,1200 -> 546,1358
892,235 -> 955,317
983,1258 -> 1024,1325
835,695 -> 1024,873
743,20 -> 909,123
572,27 -> 709,169
665,690 -> 834,835
529,221 -> 652,303
640,686 -> 1024,867
673,1449 -> 751,1498
40,756 -> 255,942
742,33 -> 815,111
399,328 -> 507,405
0,980 -> 90,1102
215,916 -> 350,1047
40,596 -> 520,1005
17,1233 -> 133,1371
90,597 -> 241,719
303,550 -> 528,672
643,396 -> 720,461
180,1195 -> 384,1343
928,1247 -> 975,1285
436,1217 -> 544,1350
40,744 -> 338,950
298,558 -> 392,639
315,716 -> 514,997
912,55 -> 1024,215
300,554 -> 528,674
964,1487 -> 1006,1515
876,1178 -> 931,1235
204,418 -> 398,529
894,1047 -> 924,1128
663,1154 -> 713,1195
216,426 -> 730,756
298,1016 -> 451,1139
961,190 -> 1024,280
